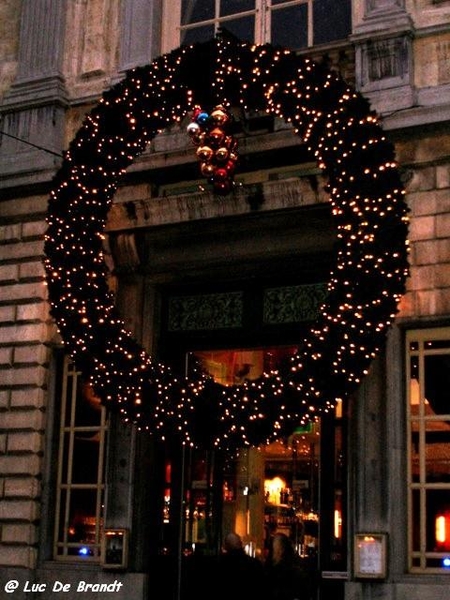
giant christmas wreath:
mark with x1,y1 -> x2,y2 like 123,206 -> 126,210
44,34 -> 409,450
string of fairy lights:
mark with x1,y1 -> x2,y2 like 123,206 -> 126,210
44,33 -> 410,450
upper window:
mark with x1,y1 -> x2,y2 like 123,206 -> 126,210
161,0 -> 351,54
407,328 -> 450,572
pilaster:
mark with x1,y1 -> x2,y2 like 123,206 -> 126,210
118,0 -> 162,73
0,0 -> 68,188
351,0 -> 415,114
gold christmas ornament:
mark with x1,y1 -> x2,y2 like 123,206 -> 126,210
200,162 -> 215,177
210,106 -> 229,126
215,147 -> 229,162
197,145 -> 214,161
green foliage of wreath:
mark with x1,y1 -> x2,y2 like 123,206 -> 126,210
44,35 -> 409,450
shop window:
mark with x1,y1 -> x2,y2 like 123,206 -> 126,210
407,328 -> 450,571
53,357 -> 108,561
161,0 -> 351,54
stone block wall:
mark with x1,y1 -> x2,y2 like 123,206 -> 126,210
0,194 -> 55,570
396,134 -> 450,319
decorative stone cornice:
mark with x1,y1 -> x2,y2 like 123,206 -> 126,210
1,77 -> 69,112
351,10 -> 414,41
107,177 -> 326,233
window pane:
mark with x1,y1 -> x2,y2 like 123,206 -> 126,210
425,339 -> 450,351
64,376 -> 74,427
271,5 -> 308,49
191,346 -> 296,386
221,15 -> 255,43
411,555 -> 421,568
410,420 -> 420,483
426,489 -> 450,553
426,556 -> 450,568
61,432 -> 71,484
411,489 -> 420,552
313,0 -> 351,45
181,0 -> 214,25
220,0 -> 255,17
75,382 -> 102,427
425,421 -> 450,483
67,488 -> 99,544
410,354 -> 419,380
57,489 -> 67,544
425,355 -> 450,417
181,24 -> 215,46
72,435 -> 101,484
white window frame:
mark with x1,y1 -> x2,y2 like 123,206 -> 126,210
407,327 -> 450,573
53,357 -> 108,562
161,0 -> 315,54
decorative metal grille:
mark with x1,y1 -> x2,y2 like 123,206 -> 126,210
168,291 -> 244,331
263,283 -> 328,324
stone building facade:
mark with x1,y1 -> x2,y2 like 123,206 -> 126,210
0,1 -> 450,599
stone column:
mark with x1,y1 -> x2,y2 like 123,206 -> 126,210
119,0 -> 163,72
351,0 -> 415,113
15,0 -> 66,83
0,0 -> 68,187
351,355 -> 389,534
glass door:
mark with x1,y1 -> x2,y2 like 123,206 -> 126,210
165,346 -> 347,600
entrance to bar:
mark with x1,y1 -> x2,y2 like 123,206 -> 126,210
155,345 -> 346,600
144,206 -> 345,598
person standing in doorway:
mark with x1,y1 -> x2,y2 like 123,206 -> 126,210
214,532 -> 265,600
264,533 -> 313,600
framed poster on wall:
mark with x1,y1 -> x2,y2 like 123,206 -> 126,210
102,529 -> 128,569
354,533 -> 387,579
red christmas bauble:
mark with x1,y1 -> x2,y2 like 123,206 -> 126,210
214,180 -> 232,195
213,168 -> 228,182
225,159 -> 236,174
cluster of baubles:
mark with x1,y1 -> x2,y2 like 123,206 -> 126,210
187,104 -> 238,195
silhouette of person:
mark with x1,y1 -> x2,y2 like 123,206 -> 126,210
264,533 -> 311,600
214,532 -> 265,600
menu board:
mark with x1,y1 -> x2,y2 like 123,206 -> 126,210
354,533 -> 387,579
102,529 -> 128,569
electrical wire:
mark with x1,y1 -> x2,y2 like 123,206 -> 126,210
0,129 -> 63,158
